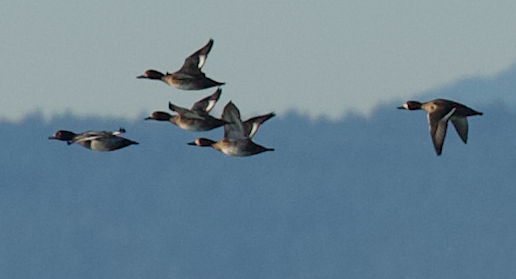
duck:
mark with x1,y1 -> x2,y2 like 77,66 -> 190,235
48,128 -> 138,151
397,99 -> 482,155
137,39 -> 225,90
187,101 -> 275,157
145,88 -> 229,131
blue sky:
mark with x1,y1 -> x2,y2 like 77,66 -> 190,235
2,1 -> 516,121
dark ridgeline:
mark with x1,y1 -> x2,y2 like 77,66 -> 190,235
2,98 -> 516,278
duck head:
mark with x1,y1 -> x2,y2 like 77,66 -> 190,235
187,138 -> 216,147
48,130 -> 76,143
145,111 -> 173,121
397,101 -> 422,110
137,70 -> 165,80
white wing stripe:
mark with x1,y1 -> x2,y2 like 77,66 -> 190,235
205,100 -> 216,113
198,55 -> 206,69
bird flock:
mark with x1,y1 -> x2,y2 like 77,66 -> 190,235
49,39 -> 483,156
48,39 -> 275,157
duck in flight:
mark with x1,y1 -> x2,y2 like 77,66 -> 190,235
398,99 -> 482,155
137,39 -> 225,90
187,101 -> 275,157
48,128 -> 138,151
145,88 -> 229,132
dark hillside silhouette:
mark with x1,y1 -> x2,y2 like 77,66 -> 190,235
1,98 -> 516,278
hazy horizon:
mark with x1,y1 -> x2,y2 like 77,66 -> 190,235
2,1 -> 516,120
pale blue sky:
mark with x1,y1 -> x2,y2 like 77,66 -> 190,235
2,1 -> 516,121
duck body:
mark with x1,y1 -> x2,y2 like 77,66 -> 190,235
401,99 -> 482,118
190,138 -> 274,157
172,115 -> 228,131
146,112 -> 228,132
162,72 -> 224,90
76,134 -> 138,151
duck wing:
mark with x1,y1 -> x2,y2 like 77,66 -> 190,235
169,102 -> 205,120
451,116 -> 469,144
429,108 -> 456,155
222,101 -> 246,140
112,128 -> 126,136
243,112 -> 275,139
70,131 -> 112,144
177,39 -> 213,75
190,88 -> 222,114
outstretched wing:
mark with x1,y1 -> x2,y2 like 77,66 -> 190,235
169,102 -> 205,120
429,108 -> 456,155
177,39 -> 214,75
451,116 -> 469,144
222,101 -> 245,140
243,113 -> 275,139
191,88 -> 222,114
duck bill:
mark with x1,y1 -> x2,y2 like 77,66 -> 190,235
397,106 -> 405,109
187,141 -> 197,146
